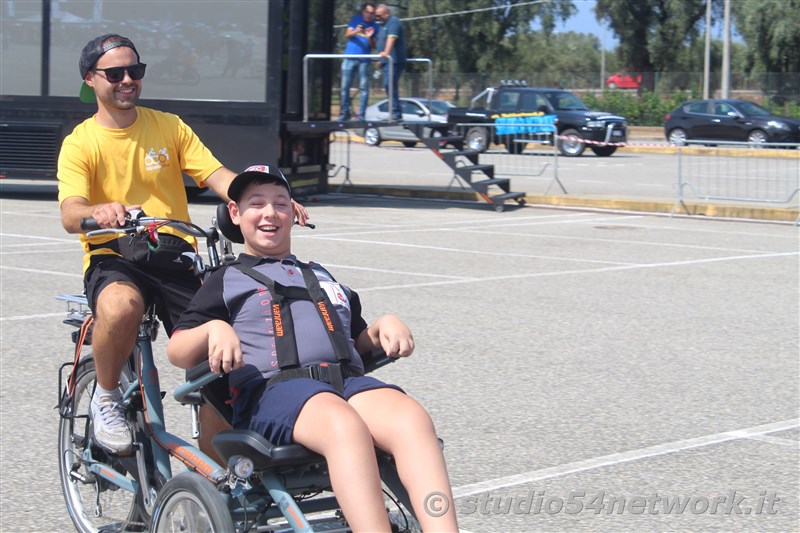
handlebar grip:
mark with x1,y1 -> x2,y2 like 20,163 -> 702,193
79,218 -> 101,231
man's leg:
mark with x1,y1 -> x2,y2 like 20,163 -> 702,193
338,59 -> 355,120
391,63 -> 404,120
90,280 -> 145,452
357,60 -> 371,118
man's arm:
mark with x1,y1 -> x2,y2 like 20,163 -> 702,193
60,196 -> 141,233
379,35 -> 397,57
201,166 -> 236,200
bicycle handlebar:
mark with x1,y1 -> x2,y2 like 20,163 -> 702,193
80,210 -> 314,236
81,212 -> 213,240
78,217 -> 101,232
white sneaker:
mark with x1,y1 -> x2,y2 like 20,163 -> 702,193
90,394 -> 132,453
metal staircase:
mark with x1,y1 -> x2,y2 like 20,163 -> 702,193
405,123 -> 527,212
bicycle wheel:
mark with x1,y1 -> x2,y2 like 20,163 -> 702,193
151,472 -> 234,533
58,356 -> 145,532
387,506 -> 422,533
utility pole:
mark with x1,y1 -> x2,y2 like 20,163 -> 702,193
703,0 -> 711,99
600,25 -> 606,91
721,0 -> 731,98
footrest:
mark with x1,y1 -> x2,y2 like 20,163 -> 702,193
212,429 -> 324,471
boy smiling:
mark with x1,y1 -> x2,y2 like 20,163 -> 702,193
167,165 -> 458,532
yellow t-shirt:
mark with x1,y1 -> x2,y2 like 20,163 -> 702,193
57,107 -> 223,271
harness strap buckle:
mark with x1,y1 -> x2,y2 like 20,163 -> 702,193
309,363 -> 344,394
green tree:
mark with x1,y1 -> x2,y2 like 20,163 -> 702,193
595,0 -> 719,91
732,0 -> 800,103
511,31 -> 606,88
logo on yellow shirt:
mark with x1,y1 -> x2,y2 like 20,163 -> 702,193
144,147 -> 170,171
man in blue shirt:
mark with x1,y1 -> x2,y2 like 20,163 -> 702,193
375,3 -> 406,121
338,3 -> 378,121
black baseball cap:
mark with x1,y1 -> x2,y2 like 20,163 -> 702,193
78,34 -> 140,103
228,164 -> 292,202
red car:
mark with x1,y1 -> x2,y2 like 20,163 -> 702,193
606,72 -> 641,89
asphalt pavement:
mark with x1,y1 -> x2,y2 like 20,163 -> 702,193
326,128 -> 799,223
0,188 -> 797,532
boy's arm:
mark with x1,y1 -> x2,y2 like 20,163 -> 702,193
355,314 -> 414,357
167,320 -> 244,374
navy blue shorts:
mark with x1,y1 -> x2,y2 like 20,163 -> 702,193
233,376 -> 404,446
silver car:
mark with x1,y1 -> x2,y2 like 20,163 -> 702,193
362,97 -> 454,147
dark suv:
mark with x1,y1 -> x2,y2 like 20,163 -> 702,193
446,85 -> 628,156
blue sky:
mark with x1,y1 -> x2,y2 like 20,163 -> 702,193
553,0 -> 741,49
554,0 -> 616,48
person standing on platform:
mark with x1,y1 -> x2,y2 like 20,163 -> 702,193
337,2 -> 378,121
374,3 -> 406,121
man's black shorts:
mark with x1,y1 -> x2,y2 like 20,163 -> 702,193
84,255 -> 201,335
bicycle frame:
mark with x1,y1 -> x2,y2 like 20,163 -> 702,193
57,216 -> 230,520
58,211 -> 422,532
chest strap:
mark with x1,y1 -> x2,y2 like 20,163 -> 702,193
232,262 -> 353,373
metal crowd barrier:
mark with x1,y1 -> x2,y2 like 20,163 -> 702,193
328,130 -> 352,193
672,141 -> 800,216
450,121 -> 566,195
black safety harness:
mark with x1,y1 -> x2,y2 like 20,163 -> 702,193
233,261 -> 353,394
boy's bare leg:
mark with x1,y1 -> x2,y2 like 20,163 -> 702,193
349,389 -> 460,532
293,392 -> 392,532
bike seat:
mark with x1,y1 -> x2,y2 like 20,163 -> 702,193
212,429 -> 324,470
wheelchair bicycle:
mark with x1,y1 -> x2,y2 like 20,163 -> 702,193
56,205 -> 425,532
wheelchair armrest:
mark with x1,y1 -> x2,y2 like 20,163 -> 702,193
174,361 -> 224,405
361,348 -> 398,374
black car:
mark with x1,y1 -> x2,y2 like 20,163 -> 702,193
664,99 -> 800,146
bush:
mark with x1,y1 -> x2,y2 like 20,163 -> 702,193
584,90 -> 800,125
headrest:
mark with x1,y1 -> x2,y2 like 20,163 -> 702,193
215,203 -> 244,244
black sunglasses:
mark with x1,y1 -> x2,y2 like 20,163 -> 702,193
94,63 -> 147,83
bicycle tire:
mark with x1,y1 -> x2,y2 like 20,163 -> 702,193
387,506 -> 422,533
151,472 -> 234,533
58,356 -> 147,532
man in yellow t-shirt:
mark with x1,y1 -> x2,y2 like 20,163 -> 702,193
57,34 -> 308,455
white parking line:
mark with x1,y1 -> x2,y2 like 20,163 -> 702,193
452,419 -> 799,499
0,312 -> 64,322
307,236 -> 641,267
0,265 -> 82,278
0,232 -> 75,243
354,250 -> 798,292
746,435 -> 800,448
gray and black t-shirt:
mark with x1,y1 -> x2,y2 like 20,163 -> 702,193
174,253 -> 368,390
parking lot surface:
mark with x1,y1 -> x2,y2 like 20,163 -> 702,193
1,190 -> 797,532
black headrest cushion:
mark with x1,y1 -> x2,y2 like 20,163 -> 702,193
215,203 -> 244,244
